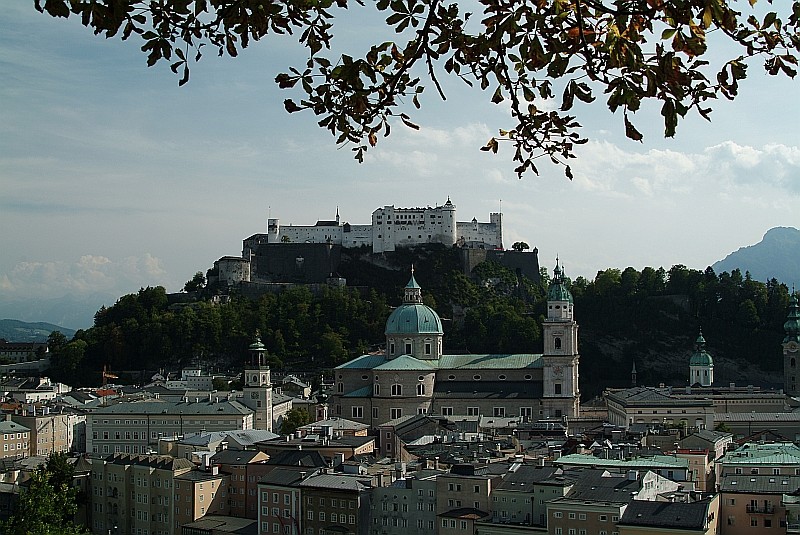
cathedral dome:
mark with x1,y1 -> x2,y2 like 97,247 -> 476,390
385,304 -> 443,335
385,272 -> 443,335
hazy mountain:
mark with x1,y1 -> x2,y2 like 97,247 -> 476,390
713,227 -> 800,287
0,319 -> 75,342
0,293 -> 113,331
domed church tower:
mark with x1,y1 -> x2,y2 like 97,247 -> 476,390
689,330 -> 714,387
385,268 -> 444,360
784,294 -> 800,396
541,259 -> 580,418
240,333 -> 274,431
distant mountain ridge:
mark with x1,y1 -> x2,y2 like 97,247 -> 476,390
713,227 -> 800,287
0,319 -> 75,342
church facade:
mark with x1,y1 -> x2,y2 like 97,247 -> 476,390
330,264 -> 580,428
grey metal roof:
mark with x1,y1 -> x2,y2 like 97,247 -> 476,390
175,469 -> 227,481
181,515 -> 257,535
258,466 -> 316,486
298,472 -> 372,491
0,421 -> 30,433
210,449 -> 265,465
92,398 -> 252,416
298,417 -> 370,432
556,469 -> 643,503
225,429 -> 279,446
619,499 -> 713,529
494,465 -> 572,491
720,474 -> 800,494
102,453 -> 195,471
266,450 -> 327,468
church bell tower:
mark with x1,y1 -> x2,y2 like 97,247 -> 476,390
784,294 -> 800,396
541,260 -> 580,419
241,333 -> 274,431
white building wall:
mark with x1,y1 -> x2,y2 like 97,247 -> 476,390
245,201 -> 500,255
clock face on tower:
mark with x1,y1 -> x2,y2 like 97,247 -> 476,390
788,342 -> 799,352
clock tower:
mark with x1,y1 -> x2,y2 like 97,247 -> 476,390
241,334 -> 274,431
784,294 -> 800,397
541,260 -> 580,419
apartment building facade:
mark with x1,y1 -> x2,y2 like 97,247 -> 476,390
86,399 -> 253,454
90,453 -> 194,535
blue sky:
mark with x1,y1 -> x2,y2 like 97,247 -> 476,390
1,2 -> 798,323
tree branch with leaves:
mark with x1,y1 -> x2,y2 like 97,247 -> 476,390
35,0 -> 799,178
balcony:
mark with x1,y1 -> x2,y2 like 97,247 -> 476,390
746,504 -> 775,514
787,523 -> 800,534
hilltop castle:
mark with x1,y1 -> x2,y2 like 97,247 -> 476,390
242,198 -> 502,256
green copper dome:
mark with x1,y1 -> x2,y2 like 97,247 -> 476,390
547,261 -> 573,303
385,304 -> 443,335
784,294 -> 800,343
689,331 -> 713,366
386,272 -> 443,336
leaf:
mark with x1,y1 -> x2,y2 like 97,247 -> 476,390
624,113 -> 643,142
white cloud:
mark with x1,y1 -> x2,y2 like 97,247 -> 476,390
0,254 -> 168,299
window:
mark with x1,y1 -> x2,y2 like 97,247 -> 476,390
554,512 -> 563,518
599,515 -> 608,521
391,384 -> 402,396
468,407 -> 479,416
751,518 -> 758,527
425,343 -> 431,355
351,406 -> 363,418
405,343 -> 412,354
493,407 -> 506,417
372,407 -> 379,419
442,407 -> 453,416
554,337 -> 562,349
416,383 -> 425,395
555,383 -> 562,395
374,384 -> 380,396
390,408 -> 402,419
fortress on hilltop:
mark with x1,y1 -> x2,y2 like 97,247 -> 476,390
242,197 -> 503,256
211,198 -> 539,287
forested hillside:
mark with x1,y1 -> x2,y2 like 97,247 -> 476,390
45,248 -> 792,397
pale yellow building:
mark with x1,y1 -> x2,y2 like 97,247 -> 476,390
90,453 -> 194,535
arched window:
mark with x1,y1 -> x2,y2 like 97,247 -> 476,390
554,337 -> 562,350
791,358 -> 796,368
416,384 -> 425,396
391,384 -> 403,396
374,384 -> 380,396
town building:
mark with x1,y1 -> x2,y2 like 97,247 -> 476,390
546,469 -> 682,535
298,472 -> 373,535
0,418 -> 29,459
258,467 -> 314,535
332,263 -> 580,438
11,408 -> 83,456
0,339 -> 49,363
240,336 -> 275,432
86,398 -> 254,454
89,453 -> 195,535
173,467 -> 230,527
369,469 -> 441,535
718,473 -> 800,535
617,497 -> 720,535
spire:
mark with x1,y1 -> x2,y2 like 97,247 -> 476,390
336,206 -> 340,224
404,266 -> 422,304
631,360 -> 637,387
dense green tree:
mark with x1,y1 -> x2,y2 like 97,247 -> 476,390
184,271 -> 206,293
35,0 -> 800,178
512,242 -> 530,252
280,408 -> 313,435
2,453 -> 86,535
